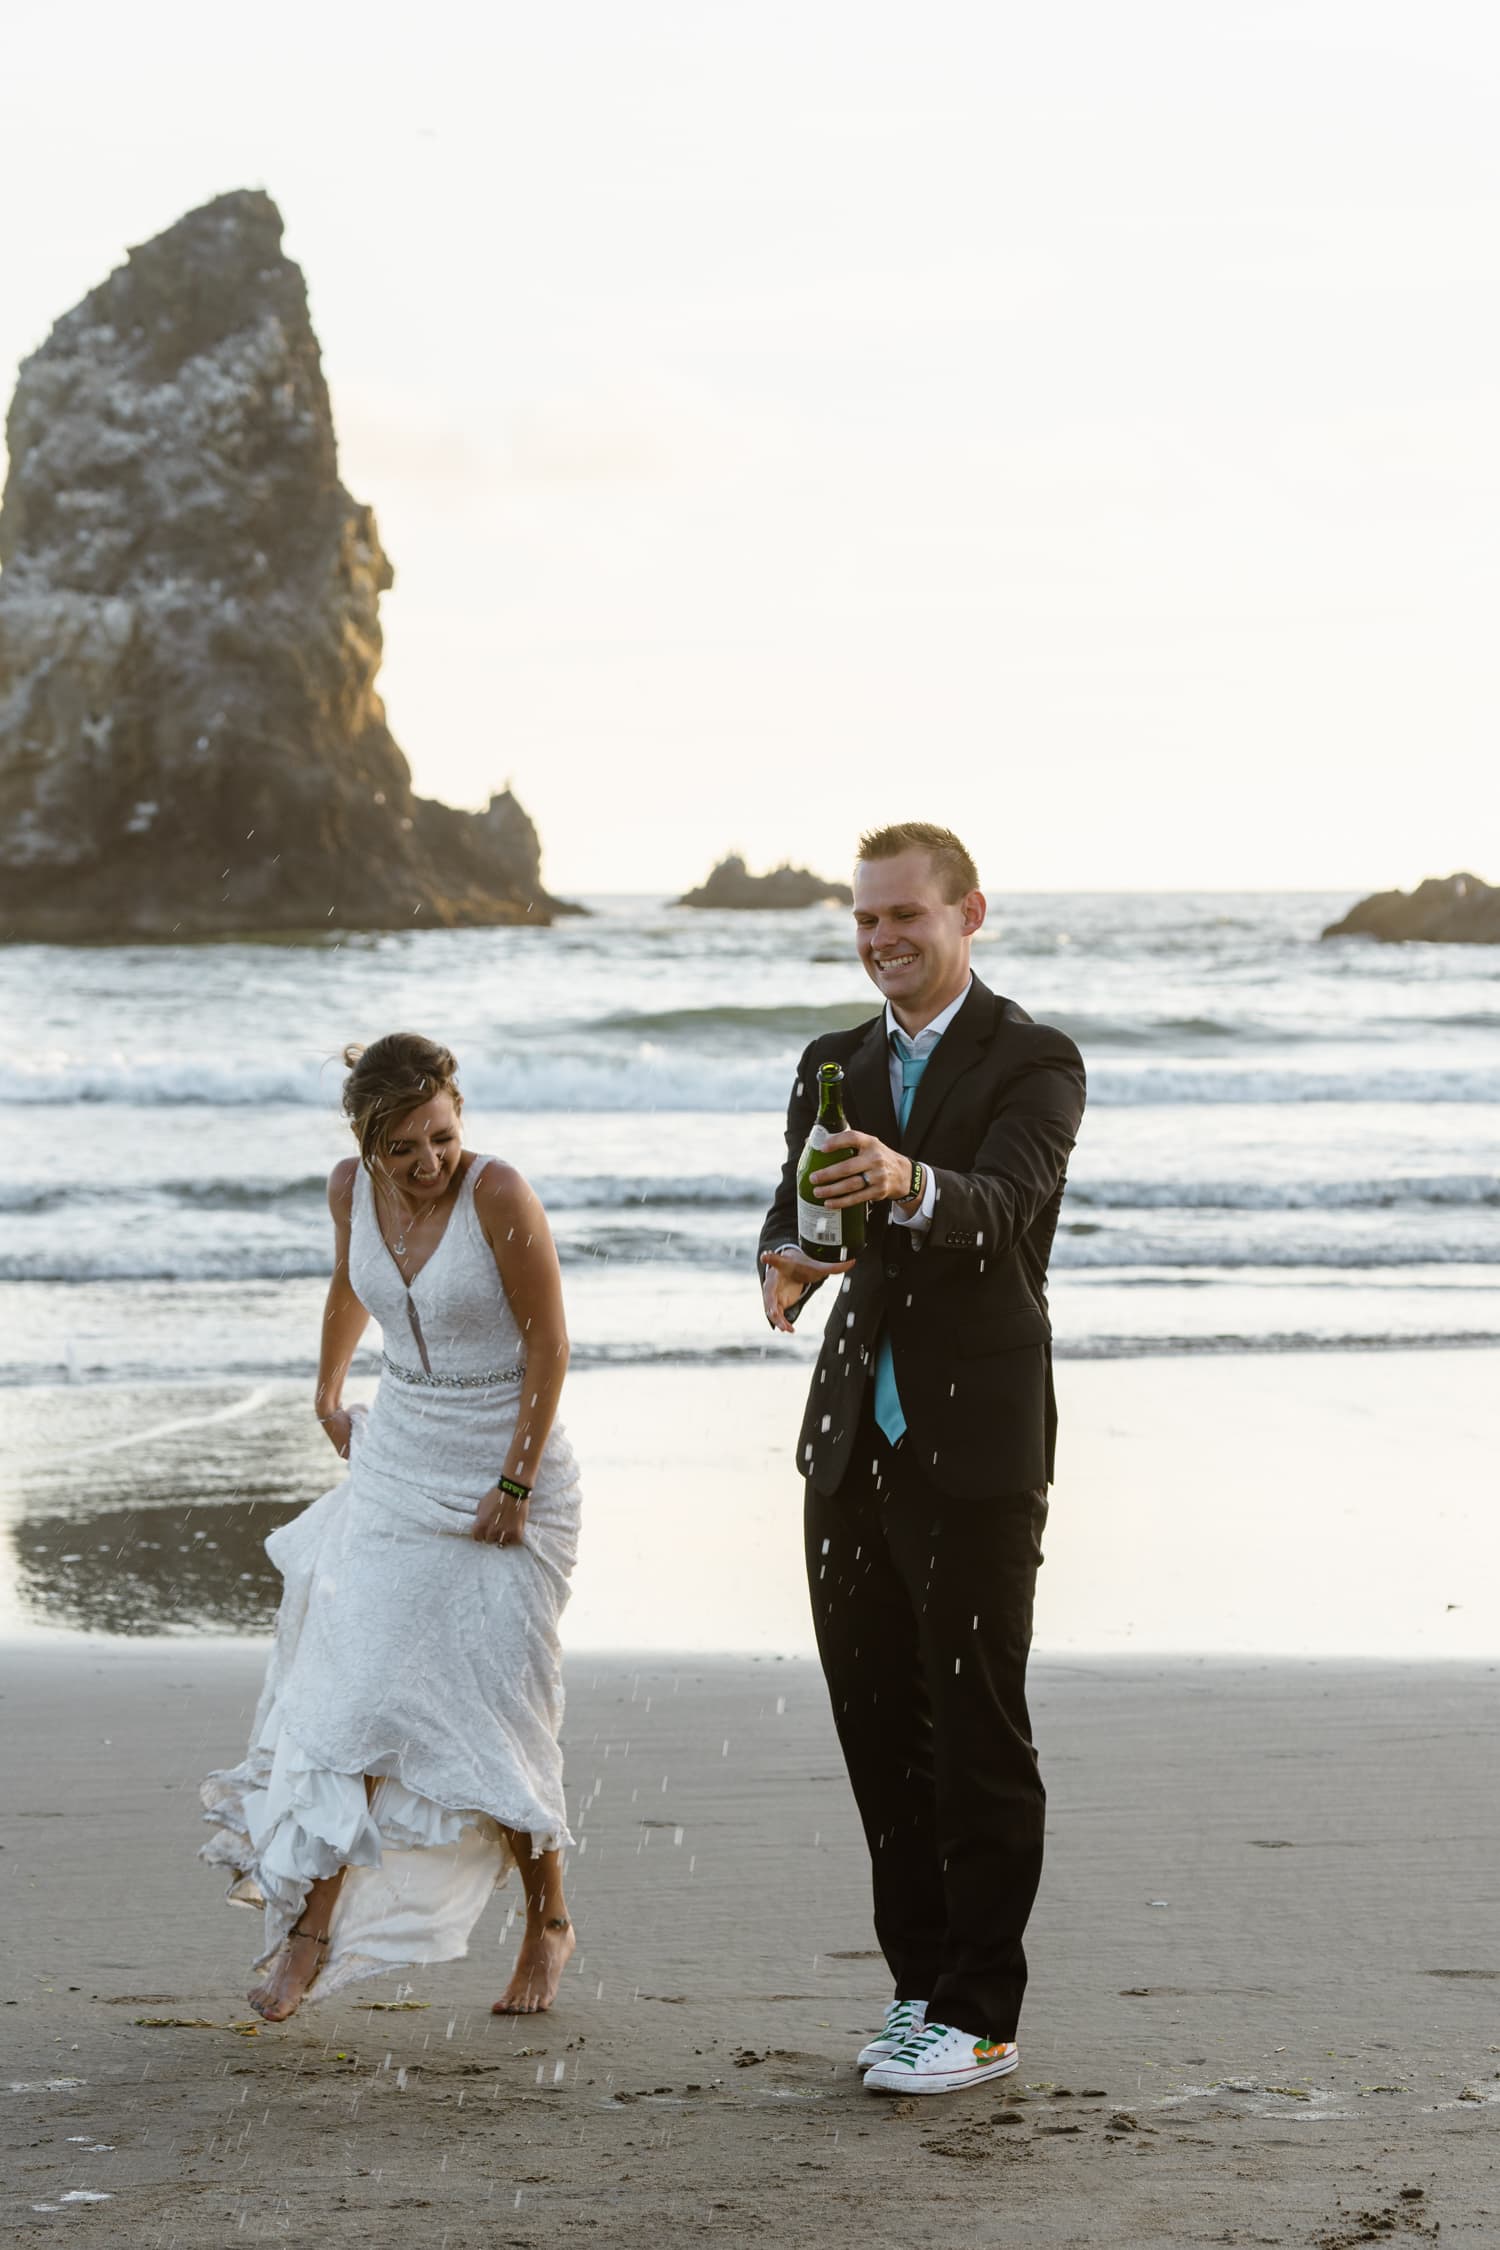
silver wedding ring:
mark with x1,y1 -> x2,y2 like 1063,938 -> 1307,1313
862,1170 -> 871,1186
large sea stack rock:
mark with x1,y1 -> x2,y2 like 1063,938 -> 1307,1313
1321,873 -> 1500,944
0,190 -> 571,938
676,854 -> 852,909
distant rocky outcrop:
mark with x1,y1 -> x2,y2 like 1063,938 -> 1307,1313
676,854 -> 852,910
0,189 -> 574,939
1321,873 -> 1500,944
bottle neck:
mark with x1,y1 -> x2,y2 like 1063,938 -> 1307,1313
816,1077 -> 846,1131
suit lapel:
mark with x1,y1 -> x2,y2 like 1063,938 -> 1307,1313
842,1012 -> 899,1147
900,978 -> 998,1152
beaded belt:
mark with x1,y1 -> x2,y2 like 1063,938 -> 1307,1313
382,1354 -> 524,1390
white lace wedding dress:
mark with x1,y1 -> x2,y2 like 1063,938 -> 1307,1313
200,1155 -> 581,2002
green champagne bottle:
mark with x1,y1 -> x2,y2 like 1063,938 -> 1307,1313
796,1062 -> 868,1263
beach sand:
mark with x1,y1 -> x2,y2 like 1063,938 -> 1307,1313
3,1347 -> 1496,2241
4,1640 -> 1497,2246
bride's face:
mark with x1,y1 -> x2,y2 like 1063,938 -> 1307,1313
377,1091 -> 463,1201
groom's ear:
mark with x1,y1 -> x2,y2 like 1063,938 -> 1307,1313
960,888 -> 987,936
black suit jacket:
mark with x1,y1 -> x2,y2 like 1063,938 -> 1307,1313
759,976 -> 1086,1500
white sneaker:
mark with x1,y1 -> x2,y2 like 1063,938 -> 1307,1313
855,1997 -> 927,2070
863,2019 -> 1019,2096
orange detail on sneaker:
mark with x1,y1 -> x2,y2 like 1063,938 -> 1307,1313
862,2019 -> 1021,2095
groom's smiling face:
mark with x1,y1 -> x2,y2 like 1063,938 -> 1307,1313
853,847 -> 985,1026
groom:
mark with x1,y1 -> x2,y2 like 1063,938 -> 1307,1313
759,822 -> 1085,2097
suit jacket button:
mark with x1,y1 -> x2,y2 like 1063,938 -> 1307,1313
884,1262 -> 899,1280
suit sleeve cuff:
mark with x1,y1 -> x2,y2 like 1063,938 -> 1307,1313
888,1167 -> 936,1232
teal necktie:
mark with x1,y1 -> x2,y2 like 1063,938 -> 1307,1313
872,1041 -> 929,1444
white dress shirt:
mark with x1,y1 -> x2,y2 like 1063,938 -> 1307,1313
886,975 -> 971,1233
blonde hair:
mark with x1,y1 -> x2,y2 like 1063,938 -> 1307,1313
341,1033 -> 460,1171
855,821 -> 979,902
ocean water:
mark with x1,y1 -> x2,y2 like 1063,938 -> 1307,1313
6,889 -> 1499,1388
5,889 -> 1497,1645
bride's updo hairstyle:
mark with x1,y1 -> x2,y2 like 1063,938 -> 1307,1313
341,1034 -> 461,1172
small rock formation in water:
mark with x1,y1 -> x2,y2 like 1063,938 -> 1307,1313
676,853 -> 852,910
0,189 -> 574,939
1321,873 -> 1500,944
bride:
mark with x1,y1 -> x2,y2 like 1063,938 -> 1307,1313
201,1033 -> 582,2023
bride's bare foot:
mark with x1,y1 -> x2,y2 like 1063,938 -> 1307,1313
247,1924 -> 330,2024
491,1916 -> 575,2015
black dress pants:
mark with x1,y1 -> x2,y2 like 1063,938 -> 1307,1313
804,1399 -> 1048,2042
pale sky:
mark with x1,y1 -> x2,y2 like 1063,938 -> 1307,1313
2,2 -> 1496,896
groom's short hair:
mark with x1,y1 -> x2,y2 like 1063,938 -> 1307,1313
856,822 -> 979,903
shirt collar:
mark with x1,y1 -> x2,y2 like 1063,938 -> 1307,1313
885,975 -> 972,1054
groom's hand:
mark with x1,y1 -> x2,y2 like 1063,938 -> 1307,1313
812,1131 -> 915,1209
761,1248 -> 855,1333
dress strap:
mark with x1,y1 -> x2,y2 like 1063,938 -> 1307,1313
457,1154 -> 495,1245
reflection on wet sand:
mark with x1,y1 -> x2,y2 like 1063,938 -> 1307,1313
12,1497 -> 300,1635
0,1381 -> 346,1638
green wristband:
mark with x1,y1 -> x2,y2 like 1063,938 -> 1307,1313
497,1474 -> 531,1503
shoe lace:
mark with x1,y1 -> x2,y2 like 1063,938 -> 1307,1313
884,1999 -> 923,2036
888,2018 -> 954,2064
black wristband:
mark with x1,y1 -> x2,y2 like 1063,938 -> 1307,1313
497,1474 -> 531,1503
897,1160 -> 925,1206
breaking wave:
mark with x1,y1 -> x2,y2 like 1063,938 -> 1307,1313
14,1051 -> 1500,1109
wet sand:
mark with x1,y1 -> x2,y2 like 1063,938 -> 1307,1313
4,1640 -> 1497,2246
3,1350 -> 1498,1654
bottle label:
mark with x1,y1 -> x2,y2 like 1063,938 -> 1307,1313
797,1193 -> 844,1250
